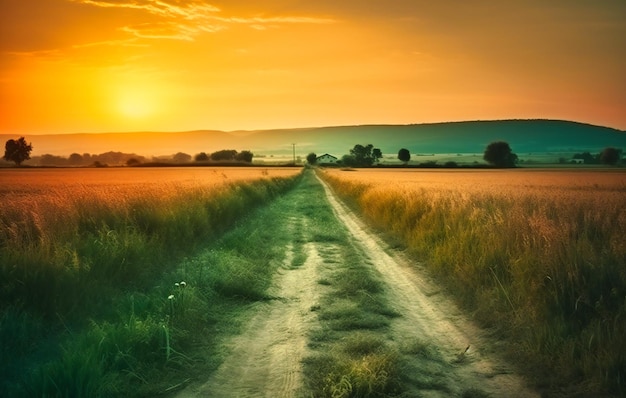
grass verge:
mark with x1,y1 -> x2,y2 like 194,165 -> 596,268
0,171 -> 302,396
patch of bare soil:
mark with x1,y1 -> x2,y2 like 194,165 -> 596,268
176,237 -> 325,398
317,175 -> 539,397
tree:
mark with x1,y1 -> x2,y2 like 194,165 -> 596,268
599,147 -> 622,165
349,144 -> 382,166
372,148 -> 382,164
306,152 -> 317,165
126,158 -> 141,166
195,152 -> 209,162
3,137 -> 33,166
483,141 -> 517,167
68,153 -> 83,165
341,154 -> 357,167
211,149 -> 237,161
398,148 -> 411,164
235,150 -> 253,163
172,152 -> 191,163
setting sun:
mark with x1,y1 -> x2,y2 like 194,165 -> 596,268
117,91 -> 156,120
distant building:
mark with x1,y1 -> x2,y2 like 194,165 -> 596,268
316,153 -> 338,164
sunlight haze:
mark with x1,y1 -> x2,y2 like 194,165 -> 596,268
1,0 -> 625,135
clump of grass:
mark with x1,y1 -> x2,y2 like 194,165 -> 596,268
305,350 -> 400,398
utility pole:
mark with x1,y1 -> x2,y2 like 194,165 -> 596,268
292,143 -> 296,165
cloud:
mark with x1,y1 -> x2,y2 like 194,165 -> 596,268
71,0 -> 335,41
71,0 -> 221,19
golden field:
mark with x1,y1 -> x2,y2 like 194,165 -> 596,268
318,168 -> 626,395
0,167 -> 301,235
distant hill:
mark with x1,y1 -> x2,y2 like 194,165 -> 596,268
2,120 -> 624,158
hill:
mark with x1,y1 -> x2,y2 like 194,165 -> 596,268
2,120 -> 624,158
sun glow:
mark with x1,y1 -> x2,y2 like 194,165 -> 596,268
117,90 -> 157,120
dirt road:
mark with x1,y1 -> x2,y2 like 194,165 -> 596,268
177,173 -> 538,397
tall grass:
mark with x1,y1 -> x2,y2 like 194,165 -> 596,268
318,168 -> 626,396
0,168 -> 302,396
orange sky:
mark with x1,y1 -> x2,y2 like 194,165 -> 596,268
1,0 -> 625,134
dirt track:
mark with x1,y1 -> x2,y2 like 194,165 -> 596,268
177,174 -> 538,397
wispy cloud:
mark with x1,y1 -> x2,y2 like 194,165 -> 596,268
71,0 -> 335,41
72,0 -> 221,19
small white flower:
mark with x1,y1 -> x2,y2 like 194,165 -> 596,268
180,281 -> 187,287
168,295 -> 174,300
175,283 -> 179,287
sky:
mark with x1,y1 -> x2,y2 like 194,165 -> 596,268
1,0 -> 625,135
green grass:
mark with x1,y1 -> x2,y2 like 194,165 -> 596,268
0,172 -> 303,396
294,174 -> 408,397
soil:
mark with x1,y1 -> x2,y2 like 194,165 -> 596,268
176,175 -> 539,397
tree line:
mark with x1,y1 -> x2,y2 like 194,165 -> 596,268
306,141 -> 623,168
3,136 -> 623,167
1,137 -> 254,166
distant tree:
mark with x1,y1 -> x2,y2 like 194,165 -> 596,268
195,152 -> 209,162
372,148 -> 382,164
173,152 -> 192,163
235,150 -> 254,163
68,153 -> 83,165
3,137 -> 33,166
599,147 -> 622,165
40,154 -> 67,166
306,152 -> 317,165
349,144 -> 381,166
341,154 -> 357,167
398,148 -> 411,164
483,141 -> 518,167
125,158 -> 140,166
211,149 -> 237,161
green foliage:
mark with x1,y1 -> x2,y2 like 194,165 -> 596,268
299,176 -> 403,396
483,141 -> 517,167
210,149 -> 237,161
235,150 -> 254,162
3,136 -> 33,166
599,147 -> 622,165
0,171 -> 303,396
397,148 -> 410,164
307,152 -> 318,164
349,144 -> 382,167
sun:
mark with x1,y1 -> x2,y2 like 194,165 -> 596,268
118,91 -> 155,119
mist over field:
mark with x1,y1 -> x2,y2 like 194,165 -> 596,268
2,119 -> 624,158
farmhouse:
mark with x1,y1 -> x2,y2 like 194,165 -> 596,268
317,153 -> 338,164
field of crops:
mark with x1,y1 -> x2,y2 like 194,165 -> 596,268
0,167 -> 302,396
318,168 -> 626,396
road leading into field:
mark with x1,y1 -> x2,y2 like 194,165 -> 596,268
176,172 -> 538,397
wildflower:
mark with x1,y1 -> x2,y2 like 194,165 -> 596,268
180,281 -> 187,288
168,295 -> 174,300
